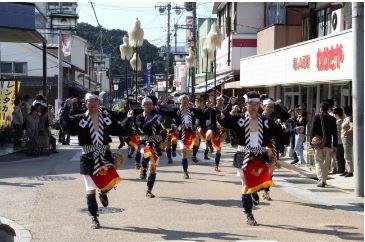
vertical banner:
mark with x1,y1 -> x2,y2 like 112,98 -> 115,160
61,32 -> 72,57
186,16 -> 194,50
0,81 -> 20,128
146,62 -> 152,94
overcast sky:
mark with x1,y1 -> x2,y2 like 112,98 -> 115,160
77,1 -> 215,47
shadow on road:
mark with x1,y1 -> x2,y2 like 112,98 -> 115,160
159,196 -> 241,208
0,181 -> 44,188
260,223 -> 364,241
274,199 -> 364,213
102,226 -> 255,241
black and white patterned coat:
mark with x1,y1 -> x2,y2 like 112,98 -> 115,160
219,104 -> 278,168
60,107 -> 133,175
172,107 -> 203,131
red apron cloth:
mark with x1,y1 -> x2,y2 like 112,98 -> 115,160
91,166 -> 121,193
243,158 -> 274,194
141,146 -> 159,165
128,135 -> 140,150
182,129 -> 196,150
211,128 -> 223,150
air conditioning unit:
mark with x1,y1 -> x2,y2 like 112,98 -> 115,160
331,9 -> 343,33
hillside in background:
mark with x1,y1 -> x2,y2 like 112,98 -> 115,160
76,22 -> 164,80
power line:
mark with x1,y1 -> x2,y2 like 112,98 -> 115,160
89,2 -> 101,27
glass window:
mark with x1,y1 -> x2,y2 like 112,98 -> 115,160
266,2 -> 286,26
14,63 -> 26,74
302,16 -> 310,41
316,9 -> 326,37
0,62 -> 12,73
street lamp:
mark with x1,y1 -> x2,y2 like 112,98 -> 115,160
185,47 -> 196,95
202,38 -> 214,95
119,35 -> 133,97
206,22 -> 223,101
128,18 -> 144,100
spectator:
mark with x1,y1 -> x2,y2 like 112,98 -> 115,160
293,107 -> 307,165
310,101 -> 337,187
32,94 -> 47,107
26,106 -> 40,152
332,107 -> 345,174
11,98 -> 24,149
340,106 -> 353,177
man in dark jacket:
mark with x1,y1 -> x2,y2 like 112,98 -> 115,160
310,101 -> 337,187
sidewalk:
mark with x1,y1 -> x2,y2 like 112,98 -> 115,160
0,144 -> 26,157
201,142 -> 357,195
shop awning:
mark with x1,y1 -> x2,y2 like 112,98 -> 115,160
195,73 -> 232,94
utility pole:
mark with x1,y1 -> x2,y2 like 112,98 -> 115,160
58,31 -> 63,102
191,2 -> 197,100
352,2 -> 364,197
165,3 -> 171,99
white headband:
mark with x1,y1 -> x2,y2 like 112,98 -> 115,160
85,93 -> 100,101
179,94 -> 189,102
243,94 -> 260,103
263,99 -> 275,106
141,97 -> 153,105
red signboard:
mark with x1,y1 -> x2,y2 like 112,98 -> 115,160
316,44 -> 344,71
293,55 -> 310,70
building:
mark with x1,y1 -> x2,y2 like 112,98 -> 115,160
194,2 -> 265,97
0,2 -> 104,107
239,2 -> 353,120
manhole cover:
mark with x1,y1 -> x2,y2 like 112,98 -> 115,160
27,175 -> 76,181
80,207 -> 124,214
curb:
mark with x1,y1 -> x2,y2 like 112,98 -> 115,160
0,216 -> 31,242
278,158 -> 355,194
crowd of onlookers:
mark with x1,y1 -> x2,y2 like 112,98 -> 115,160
9,94 -> 58,156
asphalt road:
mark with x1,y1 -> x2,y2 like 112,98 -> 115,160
0,140 -> 363,242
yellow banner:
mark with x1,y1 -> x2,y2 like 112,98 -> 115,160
0,81 -> 20,128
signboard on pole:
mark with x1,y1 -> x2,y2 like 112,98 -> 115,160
146,62 -> 152,94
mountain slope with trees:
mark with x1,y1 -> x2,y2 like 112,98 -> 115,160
76,22 -> 164,81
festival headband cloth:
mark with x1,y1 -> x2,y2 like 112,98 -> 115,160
85,93 -> 101,101
243,94 -> 260,103
179,94 -> 189,102
141,97 -> 153,105
263,99 -> 275,106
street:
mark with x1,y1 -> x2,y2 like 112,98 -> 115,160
0,138 -> 363,242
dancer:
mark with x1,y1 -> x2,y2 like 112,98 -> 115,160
173,94 -> 203,179
219,91 -> 277,226
60,93 -> 133,229
134,97 -> 165,197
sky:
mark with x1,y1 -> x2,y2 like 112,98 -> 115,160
77,1 -> 216,47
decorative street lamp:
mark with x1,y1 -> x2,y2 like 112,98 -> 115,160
206,22 -> 223,101
202,38 -> 214,94
185,47 -> 196,95
128,18 -> 144,100
120,35 -> 133,97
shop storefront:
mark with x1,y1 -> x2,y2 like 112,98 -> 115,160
240,29 -> 353,118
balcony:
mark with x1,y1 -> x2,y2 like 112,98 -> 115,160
0,3 -> 46,43
257,24 -> 302,54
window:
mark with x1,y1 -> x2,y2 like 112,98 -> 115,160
266,2 -> 286,26
14,63 -> 26,74
316,7 -> 332,37
302,16 -> 310,41
0,62 -> 12,74
0,62 -> 27,75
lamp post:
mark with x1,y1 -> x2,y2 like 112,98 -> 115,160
185,47 -> 196,95
202,38 -> 213,95
206,22 -> 223,102
119,35 -> 133,97
128,18 -> 144,100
